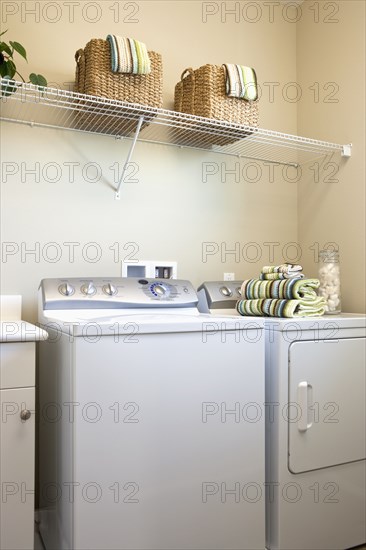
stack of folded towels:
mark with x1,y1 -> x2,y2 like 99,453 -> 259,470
236,264 -> 327,318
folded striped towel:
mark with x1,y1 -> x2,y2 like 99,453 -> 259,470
260,272 -> 304,280
237,297 -> 327,318
240,278 -> 322,301
223,64 -> 258,101
262,263 -> 303,275
106,35 -> 151,74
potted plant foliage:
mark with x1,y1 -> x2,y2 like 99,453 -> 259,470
0,30 -> 47,96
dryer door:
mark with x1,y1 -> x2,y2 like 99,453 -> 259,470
288,337 -> 366,473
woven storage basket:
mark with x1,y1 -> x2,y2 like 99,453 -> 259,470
74,39 -> 163,135
174,65 -> 259,146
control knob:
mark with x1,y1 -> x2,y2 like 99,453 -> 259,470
219,286 -> 232,297
81,282 -> 96,296
150,282 -> 169,298
154,284 -> 166,296
103,283 -> 118,296
58,282 -> 75,296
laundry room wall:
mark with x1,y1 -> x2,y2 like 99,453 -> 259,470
296,0 -> 366,312
2,2 -> 365,320
1,0 -> 300,321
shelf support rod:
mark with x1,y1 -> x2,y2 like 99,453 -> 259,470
115,116 -> 144,199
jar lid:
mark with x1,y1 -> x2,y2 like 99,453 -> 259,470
319,249 -> 339,262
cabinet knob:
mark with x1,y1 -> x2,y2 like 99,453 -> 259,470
20,409 -> 31,421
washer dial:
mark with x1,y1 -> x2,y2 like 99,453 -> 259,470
81,282 -> 97,296
58,282 -> 75,296
150,282 -> 169,298
103,283 -> 118,296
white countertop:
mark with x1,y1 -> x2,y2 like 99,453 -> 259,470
0,321 -> 49,343
0,295 -> 48,342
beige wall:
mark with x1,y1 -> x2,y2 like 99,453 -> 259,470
297,0 -> 366,312
0,1 -> 364,320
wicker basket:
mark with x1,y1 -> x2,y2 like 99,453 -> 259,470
74,39 -> 163,135
174,65 -> 259,146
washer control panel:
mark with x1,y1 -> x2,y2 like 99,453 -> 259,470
197,281 -> 243,313
40,278 -> 198,310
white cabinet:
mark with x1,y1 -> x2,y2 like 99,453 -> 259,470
0,319 -> 48,550
0,342 -> 35,550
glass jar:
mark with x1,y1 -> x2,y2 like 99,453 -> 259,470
318,250 -> 342,314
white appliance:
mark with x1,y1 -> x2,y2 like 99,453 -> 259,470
197,281 -> 366,550
37,277 -> 265,550
265,316 -> 366,550
197,280 -> 243,316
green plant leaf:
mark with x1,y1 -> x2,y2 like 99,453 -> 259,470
10,41 -> 27,61
29,73 -> 48,89
0,30 -> 8,37
36,74 -> 47,87
3,59 -> 17,78
1,42 -> 12,56
29,72 -> 38,85
8,59 -> 17,78
0,62 -> 10,77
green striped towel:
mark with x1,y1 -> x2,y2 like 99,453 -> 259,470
260,272 -> 304,280
237,297 -> 327,318
223,64 -> 258,101
241,278 -> 321,301
261,264 -> 303,279
106,35 -> 151,74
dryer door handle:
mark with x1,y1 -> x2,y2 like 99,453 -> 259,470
297,381 -> 313,432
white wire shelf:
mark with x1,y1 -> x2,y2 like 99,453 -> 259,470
1,80 -> 351,170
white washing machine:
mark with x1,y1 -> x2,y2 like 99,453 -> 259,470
198,281 -> 366,550
37,277 -> 265,550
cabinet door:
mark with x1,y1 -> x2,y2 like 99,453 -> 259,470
0,342 -> 35,389
0,387 -> 35,550
288,338 -> 366,473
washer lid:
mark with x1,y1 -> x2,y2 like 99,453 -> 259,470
39,309 -> 264,336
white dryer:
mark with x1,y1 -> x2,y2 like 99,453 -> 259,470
197,280 -> 243,316
37,277 -> 265,550
265,316 -> 366,550
197,281 -> 366,550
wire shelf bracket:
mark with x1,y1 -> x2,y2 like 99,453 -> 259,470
0,80 -> 352,198
115,115 -> 144,200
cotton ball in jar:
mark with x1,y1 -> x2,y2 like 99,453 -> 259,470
318,251 -> 342,314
